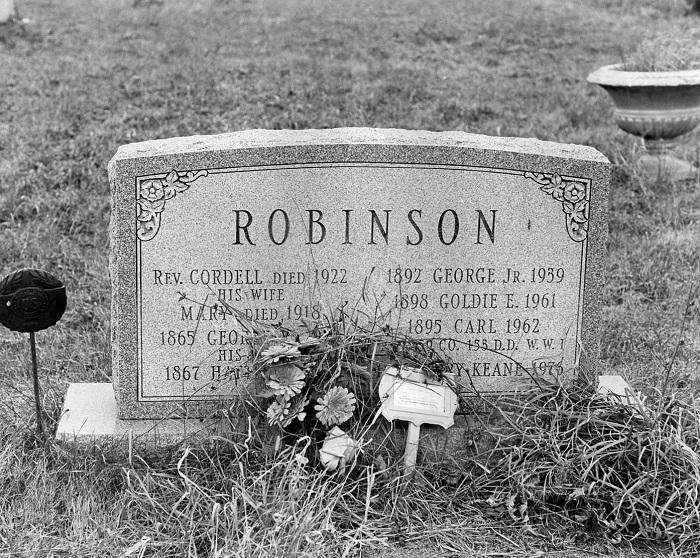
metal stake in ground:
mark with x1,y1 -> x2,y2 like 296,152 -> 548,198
0,269 -> 67,434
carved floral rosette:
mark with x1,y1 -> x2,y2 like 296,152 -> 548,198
524,172 -> 589,242
136,169 -> 208,241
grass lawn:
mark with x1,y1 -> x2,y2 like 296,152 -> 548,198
1,0 -> 699,556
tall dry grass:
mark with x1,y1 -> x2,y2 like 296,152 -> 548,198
467,380 -> 700,553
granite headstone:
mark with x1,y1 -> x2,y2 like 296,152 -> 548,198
107,128 -> 610,419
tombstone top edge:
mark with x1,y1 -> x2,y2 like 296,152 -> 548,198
109,128 -> 610,166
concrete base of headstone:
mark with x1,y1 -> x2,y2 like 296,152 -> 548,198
56,383 -> 228,449
597,374 -> 634,403
57,377 -> 632,457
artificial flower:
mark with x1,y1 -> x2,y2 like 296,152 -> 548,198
293,397 -> 310,422
267,363 -> 306,398
266,396 -> 292,427
260,343 -> 301,363
319,426 -> 360,471
314,386 -> 356,426
297,333 -> 321,347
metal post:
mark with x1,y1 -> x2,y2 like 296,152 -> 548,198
29,332 -> 44,435
404,422 -> 420,472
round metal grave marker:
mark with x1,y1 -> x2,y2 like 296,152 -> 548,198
0,269 -> 67,435
0,269 -> 67,332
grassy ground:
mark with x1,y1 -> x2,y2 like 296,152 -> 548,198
1,0 -> 699,556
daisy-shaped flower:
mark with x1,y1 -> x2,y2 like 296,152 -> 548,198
261,343 -> 301,364
267,363 -> 306,398
297,333 -> 328,351
267,396 -> 292,427
314,386 -> 356,426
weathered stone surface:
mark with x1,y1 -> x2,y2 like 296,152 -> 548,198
109,128 -> 610,419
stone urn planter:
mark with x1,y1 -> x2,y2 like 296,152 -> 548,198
587,64 -> 700,180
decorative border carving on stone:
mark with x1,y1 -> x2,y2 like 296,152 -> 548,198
524,172 -> 589,242
136,169 -> 208,241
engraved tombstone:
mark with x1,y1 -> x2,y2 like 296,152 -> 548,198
101,128 -> 610,421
